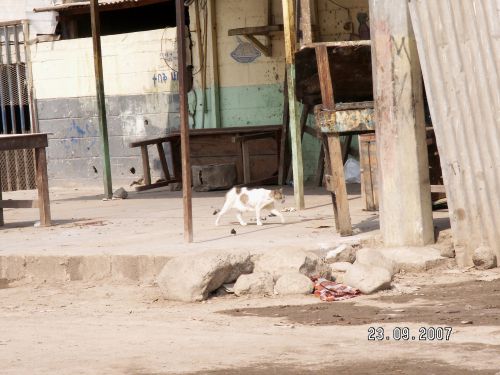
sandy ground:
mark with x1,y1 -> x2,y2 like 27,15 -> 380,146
1,266 -> 499,375
0,185 -> 383,257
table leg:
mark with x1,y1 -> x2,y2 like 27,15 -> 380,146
327,134 -> 352,236
0,166 -> 3,226
35,147 -> 51,227
141,145 -> 151,186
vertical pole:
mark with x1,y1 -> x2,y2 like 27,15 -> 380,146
23,20 -> 39,133
299,0 -> 314,45
176,0 -> 193,243
0,29 -> 8,134
282,0 -> 305,209
207,0 -> 221,128
13,25 -> 27,133
90,0 -> 113,199
369,0 -> 434,246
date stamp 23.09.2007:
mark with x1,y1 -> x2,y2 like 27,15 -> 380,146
368,326 -> 453,341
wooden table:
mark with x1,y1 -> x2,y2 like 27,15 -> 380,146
0,133 -> 51,227
129,125 -> 282,191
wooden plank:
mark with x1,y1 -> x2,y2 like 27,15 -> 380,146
140,145 -> 151,186
176,0 -> 193,243
315,45 -> 335,110
228,25 -> 284,36
156,143 -> 171,181
431,185 -> 446,193
243,35 -> 271,57
314,137 -> 325,187
0,133 -> 48,151
135,180 -> 179,192
302,40 -> 371,49
278,73 -> 289,185
241,141 -> 251,184
326,134 -> 352,236
360,135 -> 375,211
300,0 -> 314,45
282,0 -> 305,209
34,147 -> 51,227
0,200 -> 38,208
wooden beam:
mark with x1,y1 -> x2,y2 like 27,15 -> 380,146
315,45 -> 335,110
0,167 -> 3,226
370,0 -> 434,246
282,0 -> 305,210
176,0 -> 193,243
0,200 -> 38,209
228,25 -> 283,36
90,0 -> 113,199
208,0 -> 221,128
0,133 -> 48,151
243,35 -> 271,57
299,0 -> 313,45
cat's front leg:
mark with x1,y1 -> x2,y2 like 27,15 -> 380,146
255,207 -> 263,226
236,212 -> 247,226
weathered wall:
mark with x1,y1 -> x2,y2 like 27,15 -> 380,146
188,0 -> 369,183
0,0 -> 57,36
31,28 -> 179,186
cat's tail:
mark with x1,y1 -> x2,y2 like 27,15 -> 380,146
215,188 -> 237,226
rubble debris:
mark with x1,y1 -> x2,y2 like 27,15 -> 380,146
274,272 -> 314,295
230,229 -> 237,235
325,244 -> 357,264
472,246 -> 497,270
113,187 -> 128,200
312,277 -> 360,302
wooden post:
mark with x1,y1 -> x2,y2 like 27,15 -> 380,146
282,0 -> 305,210
300,0 -> 314,45
0,167 -> 3,226
208,0 -> 221,128
90,0 -> 113,199
369,0 -> 434,246
176,0 -> 193,243
35,147 -> 51,226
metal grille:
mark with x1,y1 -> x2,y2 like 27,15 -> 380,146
0,21 -> 37,192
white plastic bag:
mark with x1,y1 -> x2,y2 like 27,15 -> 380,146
344,156 -> 361,184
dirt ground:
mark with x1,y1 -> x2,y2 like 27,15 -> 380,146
1,267 -> 499,375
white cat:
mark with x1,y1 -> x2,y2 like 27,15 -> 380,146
215,187 -> 286,226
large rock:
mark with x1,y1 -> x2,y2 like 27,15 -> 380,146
344,263 -> 392,294
355,248 -> 398,275
254,249 -> 330,281
325,244 -> 357,264
157,250 -> 253,302
472,246 -> 497,270
274,272 -> 314,295
329,262 -> 353,283
233,272 -> 274,297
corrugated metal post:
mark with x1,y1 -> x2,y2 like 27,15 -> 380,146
90,0 -> 113,199
369,0 -> 434,246
176,0 -> 193,242
282,0 -> 305,210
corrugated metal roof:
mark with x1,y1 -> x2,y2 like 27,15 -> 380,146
33,0 -> 158,13
409,0 -> 500,266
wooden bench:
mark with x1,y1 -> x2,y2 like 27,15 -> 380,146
129,125 -> 282,191
0,133 -> 51,227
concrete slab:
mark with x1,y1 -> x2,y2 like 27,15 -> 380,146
379,246 -> 447,272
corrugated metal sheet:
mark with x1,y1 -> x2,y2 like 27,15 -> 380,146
33,0 -> 154,13
409,0 -> 500,266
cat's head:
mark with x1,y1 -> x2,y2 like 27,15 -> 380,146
272,188 -> 286,204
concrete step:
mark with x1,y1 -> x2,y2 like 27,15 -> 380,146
0,255 -> 171,286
